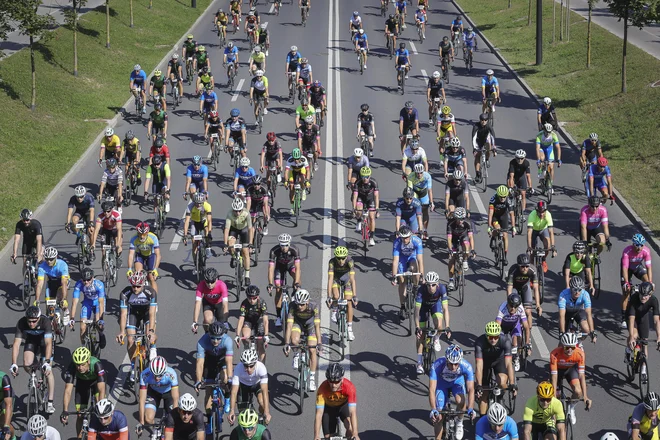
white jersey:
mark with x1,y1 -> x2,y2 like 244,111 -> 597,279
21,427 -> 62,440
403,146 -> 427,162
285,156 -> 309,171
297,64 -> 312,80
232,361 -> 268,386
101,167 -> 124,186
350,16 -> 362,26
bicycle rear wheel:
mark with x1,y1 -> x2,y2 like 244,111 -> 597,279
638,357 -> 650,400
27,379 -> 38,420
406,283 -> 415,335
298,361 -> 306,413
339,314 -> 346,360
22,272 -> 33,310
538,265 -> 545,304
498,242 -> 505,280
592,259 -> 601,299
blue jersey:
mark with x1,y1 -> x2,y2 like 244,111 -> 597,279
224,46 -> 238,61
399,107 -> 418,126
587,164 -> 611,185
140,366 -> 179,394
88,409 -> 129,439
475,415 -> 519,439
186,164 -> 209,184
395,48 -> 410,63
463,31 -> 477,47
73,279 -> 106,303
415,283 -> 448,306
196,333 -> 234,359
396,197 -> 422,220
37,259 -> 70,281
200,91 -> 218,105
558,288 -> 592,311
235,167 -> 257,187
286,51 -> 303,68
225,117 -> 246,133
395,0 -> 406,11
392,235 -> 424,261
482,76 -> 499,89
354,33 -> 368,47
581,139 -> 601,160
430,358 -> 475,384
130,70 -> 147,85
451,19 -> 462,28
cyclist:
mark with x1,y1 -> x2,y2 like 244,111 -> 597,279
246,175 -> 271,237
395,187 -> 423,235
148,69 -> 167,111
11,208 -> 43,269
587,156 -> 614,200
296,57 -> 313,96
414,6 -> 426,38
236,285 -> 269,362
395,0 -> 407,27
116,271 -> 158,381
559,276 -> 597,346
399,100 -> 419,151
436,105 -> 456,160
90,200 -> 119,268
215,8 -> 229,36
297,115 -> 322,171
401,139 -> 428,176
88,399 -> 129,440
182,192 -> 213,264
228,349 -> 271,425
580,196 -> 611,255
496,293 -> 530,372
429,345 -> 475,440
414,272 -> 450,373
295,99 -> 316,129
621,233 -> 653,328
284,289 -> 321,391
444,169 -> 469,218
506,253 -> 542,326
245,10 -> 259,39
10,306 -> 55,413
426,71 -> 446,124
475,403 -> 518,440
507,149 -> 532,215
562,241 -> 595,295
580,133 -> 602,174
164,394 -> 205,440
122,129 -> 142,184
353,166 -> 380,246
261,132 -> 283,185
394,42 -> 411,85
391,225 -> 425,319
138,357 -> 180,435
166,53 -> 184,104
193,321 -> 233,423
446,207 -> 474,291
184,155 -> 209,200
327,246 -> 358,341
130,64 -> 148,114
144,154 -> 171,213
308,80 -> 326,124
257,24 -> 270,56
22,415 -> 59,440
407,163 -> 434,237
147,102 -> 168,142
535,123 -> 562,193
314,363 -> 359,440
628,392 -> 660,440
267,233 -> 302,328
625,282 -> 660,361
481,69 -> 501,114
462,27 -> 478,65
384,14 -> 399,53
349,10 -> 363,34
35,246 -> 70,311
443,137 -> 467,180
193,45 -> 210,74
199,83 -> 218,123
450,16 -> 463,37
285,46 -> 303,92
353,29 -> 369,68
182,35 -> 198,80
0,370 -> 14,440
61,347 -> 106,436
527,201 -> 556,273
192,268 -> 229,333
549,333 -> 592,424
223,198 -> 254,286
69,268 -> 106,347
347,148 -> 370,190
470,114 -> 496,184
356,103 -> 376,157
522,381 -> 566,440
249,69 -> 269,123
488,185 -> 515,266
203,112 -> 223,161
225,108 -> 248,158
196,66 -> 214,97
234,157 -> 257,197
149,137 -> 170,166
230,408 -> 271,440
127,221 -> 161,293
474,321 -> 516,416
229,0 -> 241,25
98,157 -> 124,209
65,186 -> 95,246
537,97 -> 558,131
438,36 -> 453,78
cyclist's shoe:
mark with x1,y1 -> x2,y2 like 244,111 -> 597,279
230,257 -> 237,269
369,149 -> 374,158
116,256 -> 123,268
331,309 -> 338,323
309,376 -> 316,391
165,201 -> 171,213
245,277 -> 251,286
292,353 -> 300,369
625,348 -> 632,364
275,317 -> 282,328
398,306 -> 406,322
129,369 -> 136,383
150,347 -> 158,361
369,237 -> 375,246
223,397 -> 231,414
314,162 -> 319,171
90,249 -> 96,262
205,248 -> 212,258
448,279 -> 455,291
513,356 -> 520,372
486,160 -> 490,168
416,363 -> 424,374
355,222 -> 362,233
264,108 -> 268,115
142,107 -> 147,114
289,208 -> 295,215
503,256 -> 508,266
364,64 -> 367,69
347,326 -> 355,341
433,337 -> 442,352
192,268 -> 198,275
455,421 -> 464,440
99,332 -> 107,349
263,226 -> 269,236
137,177 -> 143,186
621,320 -> 627,329
429,119 -> 433,125
46,402 -> 56,414
541,260 -> 548,273
462,260 -> 469,271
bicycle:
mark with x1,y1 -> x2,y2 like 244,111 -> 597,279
186,57 -> 194,85
101,244 -> 118,295
75,319 -> 102,358
286,336 -> 313,414
62,405 -> 94,440
123,160 -> 140,207
380,0 -> 388,16
430,97 -> 443,127
441,55 -> 451,83
278,284 -> 292,330
485,93 -> 496,128
395,271 -> 422,336
148,191 -> 167,238
288,72 -> 297,104
74,222 -> 92,273
229,144 -> 241,170
358,210 -> 373,258
396,12 -> 404,32
483,368 -> 517,415
397,65 -> 406,94
586,241 -> 604,299
416,21 -> 425,43
490,227 -> 512,281
14,252 -> 37,310
315,106 -> 325,128
198,381 -> 225,440
358,133 -> 370,158
530,247 -> 553,304
464,47 -> 474,73
124,328 -> 150,394
21,362 -> 49,420
226,62 -> 238,89
436,405 -> 468,440
251,211 -> 266,266
217,24 -> 227,48
189,233 -> 208,281
421,328 -> 442,375
209,133 -> 221,172
626,338 -> 650,401
357,48 -> 366,75
448,249 -> 466,306
509,187 -> 523,234
253,96 -> 265,134
387,33 -> 396,58
46,297 -> 68,344
300,5 -> 308,26
274,0 -> 281,15
133,87 -> 144,117
267,166 -> 280,207
537,160 -> 557,204
292,181 -> 305,227
329,282 -> 352,361
557,375 -> 584,439
474,145 -> 489,192
228,243 -> 252,297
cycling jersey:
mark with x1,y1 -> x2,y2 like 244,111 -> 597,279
268,246 -> 300,266
400,107 -> 418,126
225,116 -> 246,133
403,146 -> 427,164
395,0 -> 406,11
535,131 -> 560,148
407,171 -> 432,204
224,46 -> 239,62
64,356 -> 106,384
130,233 -> 159,257
438,41 -> 453,55
316,378 -> 357,409
251,75 -> 269,92
349,16 -> 362,27
581,139 -> 601,161
182,40 -> 197,56
37,259 -> 70,282
396,197 -> 422,221
474,334 -> 512,364
357,111 -> 374,127
150,75 -> 166,90
395,48 -> 410,63
246,183 -> 269,205
562,252 -> 591,275
286,51 -> 303,70
445,147 -> 466,169
72,279 -> 106,304
96,210 -> 121,231
239,297 -> 267,323
297,64 -> 312,80
146,162 -> 170,184
225,209 -> 252,231
392,236 -> 423,261
496,301 -> 527,330
346,155 -> 369,174
629,402 -> 660,438
206,118 -> 223,135
20,426 -> 61,440
445,179 -> 468,205
102,135 -> 122,152
414,9 -> 425,22
558,288 -> 592,311
165,408 -> 205,440
262,141 -> 282,158
130,70 -> 147,86
463,31 -> 477,47
415,283 -> 448,307
296,104 -> 316,119
230,425 -> 270,440
549,346 -> 585,374
508,158 -> 530,181
186,164 -> 209,185
285,156 -> 309,173
430,358 -> 474,384
385,18 -> 397,32
101,168 -> 124,187
15,316 -> 53,340
328,256 -> 355,279
587,164 -> 611,187
235,166 -> 257,188
196,333 -> 233,360
200,91 -> 218,107
119,286 -> 157,320
523,395 -> 565,425
622,245 -> 652,270
309,86 -> 326,105
88,410 -> 129,440
580,205 -> 608,230
446,219 -> 473,240
354,178 -> 379,199
15,219 -> 43,251
198,72 -> 213,85
232,361 -> 267,387
140,366 -> 179,394
149,110 -> 168,127
150,145 -> 170,159
195,279 -> 228,305
472,122 -> 496,147
481,75 -> 499,90
489,194 -> 512,217
354,33 -> 368,47
527,210 -> 553,232
475,415 -> 518,440
506,264 -> 538,289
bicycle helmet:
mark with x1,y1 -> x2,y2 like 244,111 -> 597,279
413,163 -> 425,173
543,97 -> 552,105
507,293 -> 522,308
129,271 -> 146,287
26,305 -> 41,319
150,356 -> 168,376
265,133 -> 277,143
517,253 -> 530,265
198,45 -> 206,52
227,41 -> 234,49
632,233 -> 646,246
543,123 -> 553,133
152,155 -> 163,166
239,157 -> 251,167
326,362 -> 345,381
73,346 -> 91,364
209,110 -> 218,118
240,348 -> 258,365
404,100 -> 414,109
192,192 -> 205,205
134,64 -> 141,71
256,70 -> 264,77
294,289 -> 310,304
209,321 -> 226,337
312,80 -> 321,87
402,187 -> 415,198
20,208 -> 33,221
27,415 -> 48,437
300,57 -> 308,64
252,175 -> 263,186
106,158 -> 117,168
358,28 -> 364,34
105,127 -> 115,137
304,115 -> 314,124
536,381 -> 554,399
425,271 -> 440,284
398,225 -> 412,238
154,69 -> 162,77
230,108 -> 240,117
479,113 -> 489,122
484,321 -> 501,337
204,268 -> 219,284
410,139 -> 420,149
496,185 -> 509,198
536,200 -> 547,212
187,34 -> 193,39
445,344 -> 463,364
453,169 -> 464,181
597,157 -> 608,167
102,201 -> 114,212
74,185 -> 87,197
238,409 -> 259,429
136,221 -> 150,235
360,166 -> 372,177
154,102 -> 163,111
353,11 -> 359,16
400,42 -> 406,49
354,148 -> 364,157
360,103 -> 369,111
192,155 -> 202,166
515,149 -> 526,159
179,393 -> 197,412
95,399 -> 114,418
487,402 -> 507,425
389,14 -> 395,19
301,98 -> 309,105
573,241 -> 586,254
486,69 -> 494,75
639,282 -> 654,297
172,53 -> 179,60
291,148 -> 302,159
569,276 -> 585,291
467,26 -> 473,32
643,392 -> 660,410
589,133 -> 599,141
454,207 -> 467,220
432,71 -> 441,79
560,332 -> 578,347
449,137 -> 461,148
82,268 -> 95,281
600,434 -> 619,440
232,198 -> 244,211
246,285 -> 260,298
441,105 -> 451,115
588,196 -> 601,208
43,246 -> 58,260
278,233 -> 291,246
334,246 -> 349,258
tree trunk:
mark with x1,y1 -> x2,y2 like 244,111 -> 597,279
587,2 -> 592,67
566,0 -> 570,41
553,0 -> 556,43
508,0 -> 512,9
30,35 -> 36,111
149,0 -> 153,9
560,0 -> 564,40
73,0 -> 79,76
130,0 -> 134,27
528,0 -> 533,26
105,0 -> 110,48
622,10 -> 628,93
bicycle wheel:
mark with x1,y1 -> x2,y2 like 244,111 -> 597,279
565,414 -> 574,440
103,259 -> 112,296
400,72 -> 405,95
546,174 -> 553,204
294,191 -> 301,227
481,155 -> 488,191
22,272 -> 33,311
213,408 -> 223,440
498,242 -> 505,280
298,360 -> 306,413
90,328 -> 101,358
506,388 -> 516,415
520,330 -> 529,372
592,259 -> 601,299
235,258 -> 243,297
538,264 -> 545,304
638,357 -> 650,401
458,270 -> 465,306
339,314 -> 346,360
407,283 -> 415,335
27,379 -> 37,420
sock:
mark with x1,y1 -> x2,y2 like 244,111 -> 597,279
621,310 -> 627,321
276,307 -> 282,317
417,354 -> 423,363
347,322 -> 353,329
245,270 -> 250,278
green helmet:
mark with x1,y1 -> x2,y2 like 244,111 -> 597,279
496,185 -> 509,198
291,148 -> 302,159
485,321 -> 501,337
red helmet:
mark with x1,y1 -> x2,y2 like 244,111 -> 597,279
136,222 -> 150,234
129,271 -> 146,286
266,132 -> 276,142
597,157 -> 608,167
536,201 -> 547,213
209,110 -> 218,118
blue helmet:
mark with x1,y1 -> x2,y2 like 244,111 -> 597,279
445,344 -> 463,364
632,233 -> 646,246
230,108 -> 240,117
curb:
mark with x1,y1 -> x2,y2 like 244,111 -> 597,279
451,0 -> 660,255
0,0 -> 218,261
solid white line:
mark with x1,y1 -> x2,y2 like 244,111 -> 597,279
268,3 -> 274,13
168,217 -> 185,251
410,41 -> 418,55
420,68 -> 429,85
231,78 -> 245,102
531,325 -> 550,359
106,353 -> 132,406
468,185 -> 487,215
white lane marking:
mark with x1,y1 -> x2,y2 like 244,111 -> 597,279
231,78 -> 245,102
106,353 -> 132,406
531,325 -> 550,359
410,41 -> 418,55
168,216 -> 185,251
269,2 -> 274,13
262,21 -> 268,29
420,68 -> 429,85
468,185 -> 487,215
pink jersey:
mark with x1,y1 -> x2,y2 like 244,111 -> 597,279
621,245 -> 652,269
195,280 -> 229,304
96,210 -> 122,230
580,205 -> 608,229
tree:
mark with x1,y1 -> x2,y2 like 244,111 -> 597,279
105,0 -> 110,48
130,0 -> 134,27
63,0 -> 88,76
605,0 -> 659,92
586,0 -> 597,67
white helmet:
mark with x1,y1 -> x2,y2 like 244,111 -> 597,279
178,393 -> 197,412
239,157 -> 251,167
278,233 -> 291,246
432,71 -> 441,79
453,169 -> 464,180
425,271 -> 440,284
105,127 -> 114,136
543,123 -> 553,133
354,148 -> 364,157
413,163 -> 425,173
449,137 -> 461,148
74,185 -> 87,197
232,198 -> 245,211
486,69 -> 494,75
44,246 -> 58,260
358,29 -> 364,34
27,415 -> 48,437
294,288 -> 310,304
150,356 -> 168,376
560,332 -> 579,347
487,402 -> 507,425
240,348 -> 259,365
515,149 -> 526,159
95,399 -> 115,418
543,97 -> 552,105
255,70 -> 264,76
290,45 -> 298,52
600,434 -> 619,440
305,115 -> 314,124
454,207 -> 467,220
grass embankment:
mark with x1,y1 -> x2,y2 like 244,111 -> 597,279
455,0 -> 660,234
0,0 -> 211,245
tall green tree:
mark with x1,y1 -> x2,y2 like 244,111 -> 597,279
605,0 -> 659,92
63,0 -> 88,76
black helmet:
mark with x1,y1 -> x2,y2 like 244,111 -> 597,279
360,103 -> 369,111
402,187 -> 414,198
588,196 -> 600,208
154,138 -> 164,148
20,208 -> 33,221
152,155 -> 163,166
209,321 -> 226,337
82,267 -> 95,281
507,293 -> 522,308
106,158 -> 117,168
26,305 -> 41,319
479,113 -> 489,122
325,362 -> 345,381
389,14 -> 394,19
102,201 -> 114,212
517,253 -> 530,266
399,42 -> 406,49
204,267 -> 219,284
246,285 -> 260,298
154,102 -> 162,110
639,282 -> 654,297
573,241 -> 586,253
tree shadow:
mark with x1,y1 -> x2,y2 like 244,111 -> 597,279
78,25 -> 100,38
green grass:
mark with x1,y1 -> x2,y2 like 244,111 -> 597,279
456,0 -> 660,234
0,0 -> 211,245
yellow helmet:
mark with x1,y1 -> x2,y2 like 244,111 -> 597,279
73,346 -> 91,365
334,246 -> 349,258
537,381 -> 554,399
198,45 -> 206,52
484,321 -> 501,337
360,166 -> 372,177
441,105 -> 451,115
238,409 -> 259,428
496,185 -> 509,198
154,69 -> 162,76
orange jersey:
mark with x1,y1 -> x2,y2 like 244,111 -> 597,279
315,378 -> 357,409
549,346 -> 585,375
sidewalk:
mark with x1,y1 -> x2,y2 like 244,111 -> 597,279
564,0 -> 660,60
0,0 -> 107,59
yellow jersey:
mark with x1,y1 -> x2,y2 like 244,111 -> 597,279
217,13 -> 228,24
124,137 -> 140,154
186,201 -> 212,223
523,396 -> 565,426
102,135 -> 122,152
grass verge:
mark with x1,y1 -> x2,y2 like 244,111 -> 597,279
455,0 -> 660,234
0,0 -> 211,245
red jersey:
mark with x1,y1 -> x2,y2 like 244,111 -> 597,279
195,280 -> 229,305
96,210 -> 122,230
150,145 -> 171,159
315,378 -> 357,409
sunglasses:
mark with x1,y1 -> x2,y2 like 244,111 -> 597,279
519,265 -> 529,269
180,410 -> 193,415
242,426 -> 257,432
100,415 -> 112,420
28,319 -> 39,324
428,283 -> 438,288
488,335 -> 500,341
404,197 -> 413,201
46,258 -> 56,262
329,380 -> 341,385
539,397 -> 552,403
210,336 -> 222,341
564,346 -> 575,352
245,363 -> 256,369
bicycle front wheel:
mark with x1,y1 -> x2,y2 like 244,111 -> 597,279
638,357 -> 650,400
458,271 -> 465,306
298,362 -> 306,413
592,259 -> 601,299
22,273 -> 33,310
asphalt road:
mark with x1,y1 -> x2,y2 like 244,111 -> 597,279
0,0 -> 657,439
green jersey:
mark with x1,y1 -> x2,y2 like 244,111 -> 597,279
150,110 -> 167,126
64,357 -> 106,383
196,52 -> 208,65
150,75 -> 166,89
183,40 -> 197,56
233,424 -> 268,440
